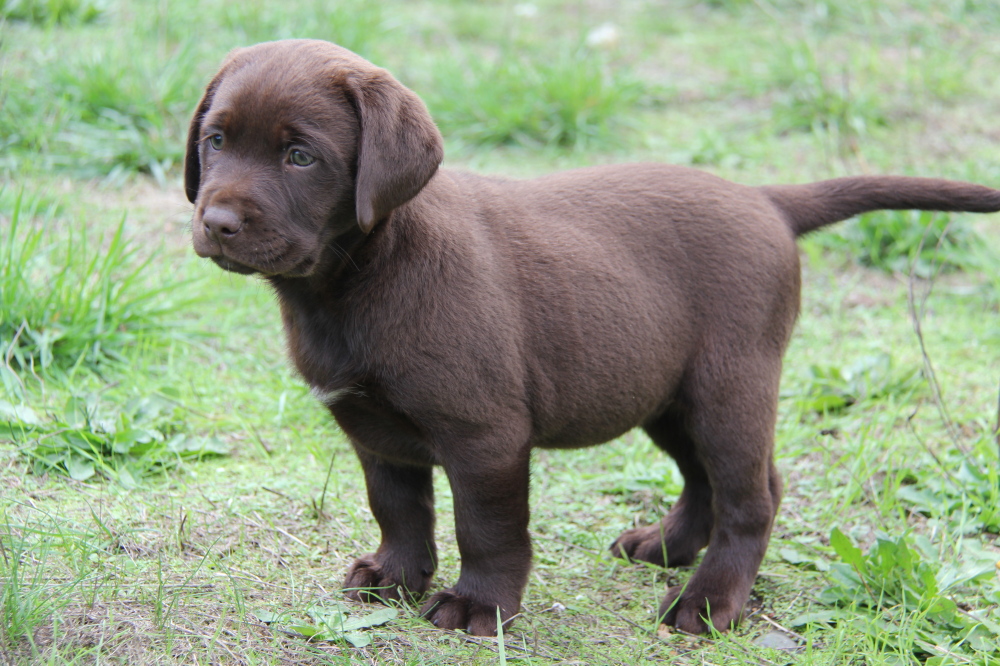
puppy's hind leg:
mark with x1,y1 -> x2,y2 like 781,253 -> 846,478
657,351 -> 783,634
610,410 -> 713,567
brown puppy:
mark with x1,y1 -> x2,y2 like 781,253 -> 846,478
185,39 -> 1000,636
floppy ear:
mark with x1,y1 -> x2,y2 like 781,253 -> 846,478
184,73 -> 225,204
347,70 -> 444,233
186,48 -> 248,204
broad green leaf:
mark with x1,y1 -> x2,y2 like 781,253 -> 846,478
788,609 -> 845,626
288,624 -> 319,638
339,607 -> 398,632
779,546 -> 830,571
343,631 -> 371,648
66,454 -> 95,481
167,434 -> 230,456
0,400 -> 41,425
116,465 -> 138,489
897,485 -> 951,515
800,394 -> 850,412
254,610 -> 280,623
309,606 -> 346,629
63,395 -> 94,426
830,528 -> 865,570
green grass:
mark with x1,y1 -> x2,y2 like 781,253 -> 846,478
786,351 -> 925,414
0,190 -> 196,389
810,210 -> 987,278
2,0 -> 1000,663
0,0 -> 104,25
2,391 -> 229,485
421,43 -> 647,150
806,528 -> 999,659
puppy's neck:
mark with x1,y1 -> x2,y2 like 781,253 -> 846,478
267,198 -> 428,300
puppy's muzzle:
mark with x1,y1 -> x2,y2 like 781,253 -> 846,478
201,206 -> 243,245
194,206 -> 257,274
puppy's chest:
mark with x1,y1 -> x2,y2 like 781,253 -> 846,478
281,304 -> 366,402
286,317 -> 436,466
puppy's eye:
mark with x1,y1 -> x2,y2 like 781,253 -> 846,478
209,134 -> 224,150
288,149 -> 315,167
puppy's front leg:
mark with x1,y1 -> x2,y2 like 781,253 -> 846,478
344,450 -> 437,603
420,445 -> 532,636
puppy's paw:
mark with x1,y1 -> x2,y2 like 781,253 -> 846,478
343,555 -> 408,604
611,525 -> 668,566
419,589 -> 516,636
611,525 -> 701,567
658,585 -> 744,634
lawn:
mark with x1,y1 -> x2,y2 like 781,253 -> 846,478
2,0 -> 999,663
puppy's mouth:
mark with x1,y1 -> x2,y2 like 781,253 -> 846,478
193,225 -> 316,277
210,256 -> 258,275
206,250 -> 317,278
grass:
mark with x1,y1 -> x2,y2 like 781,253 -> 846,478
809,210 -> 987,278
0,0 -> 104,25
0,190 -> 196,390
420,42 -> 647,150
1,391 -> 229,484
2,0 -> 1000,663
809,528 -> 1000,659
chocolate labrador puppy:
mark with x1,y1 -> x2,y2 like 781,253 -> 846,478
185,39 -> 1000,636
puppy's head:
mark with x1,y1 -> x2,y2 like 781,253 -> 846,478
185,40 -> 443,277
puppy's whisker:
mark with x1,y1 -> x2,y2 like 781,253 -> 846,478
331,241 -> 359,272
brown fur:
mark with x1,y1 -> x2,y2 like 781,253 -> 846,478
185,39 -> 1000,636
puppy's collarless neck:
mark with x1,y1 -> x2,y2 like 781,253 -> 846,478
267,204 -> 417,298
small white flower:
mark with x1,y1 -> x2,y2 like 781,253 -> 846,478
514,3 -> 538,18
586,23 -> 621,49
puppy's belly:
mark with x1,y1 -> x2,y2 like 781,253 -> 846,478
528,363 -> 684,449
533,418 -> 660,450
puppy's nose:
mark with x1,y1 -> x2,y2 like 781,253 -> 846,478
202,206 -> 243,242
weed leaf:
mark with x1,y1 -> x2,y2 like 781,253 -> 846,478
6,393 -> 228,482
829,528 -> 864,569
64,454 -> 95,481
343,631 -> 371,648
0,401 -> 41,426
339,607 -> 398,632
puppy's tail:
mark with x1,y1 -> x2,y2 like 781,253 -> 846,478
759,176 -> 1000,238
